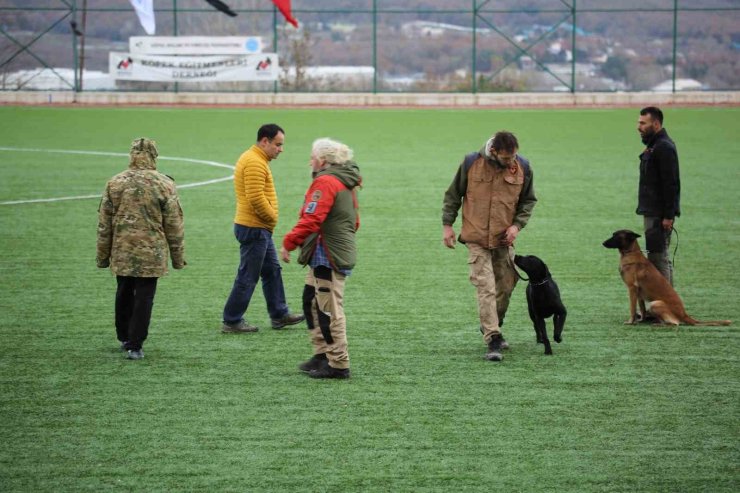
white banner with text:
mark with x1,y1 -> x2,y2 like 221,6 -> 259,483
129,36 -> 263,55
109,52 -> 279,82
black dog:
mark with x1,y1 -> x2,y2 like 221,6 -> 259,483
513,255 -> 567,355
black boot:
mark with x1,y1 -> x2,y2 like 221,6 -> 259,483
309,365 -> 350,379
480,326 -> 509,350
298,353 -> 327,373
486,334 -> 504,362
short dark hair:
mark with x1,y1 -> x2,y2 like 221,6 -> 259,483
257,123 -> 284,142
491,131 -> 519,153
640,106 -> 663,125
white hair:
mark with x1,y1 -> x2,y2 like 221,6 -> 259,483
312,138 -> 353,166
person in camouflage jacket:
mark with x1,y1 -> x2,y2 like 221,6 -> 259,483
97,138 -> 186,360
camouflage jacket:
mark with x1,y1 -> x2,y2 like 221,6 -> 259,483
96,154 -> 186,277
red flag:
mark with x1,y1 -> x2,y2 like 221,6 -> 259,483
271,0 -> 298,28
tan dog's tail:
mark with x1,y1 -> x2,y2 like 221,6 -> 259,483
650,301 -> 732,326
683,317 -> 732,326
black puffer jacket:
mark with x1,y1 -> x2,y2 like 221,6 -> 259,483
636,128 -> 681,219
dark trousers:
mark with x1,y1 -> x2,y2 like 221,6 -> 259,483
643,216 -> 674,286
223,224 -> 289,324
116,276 -> 158,350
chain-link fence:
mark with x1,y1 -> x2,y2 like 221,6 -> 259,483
2,0 -> 738,93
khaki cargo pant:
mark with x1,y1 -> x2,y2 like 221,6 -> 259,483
467,244 -> 518,344
304,266 -> 349,369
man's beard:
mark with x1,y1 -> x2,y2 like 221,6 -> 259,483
640,128 -> 655,145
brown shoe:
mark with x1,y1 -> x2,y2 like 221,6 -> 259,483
221,321 -> 259,333
271,312 -> 306,329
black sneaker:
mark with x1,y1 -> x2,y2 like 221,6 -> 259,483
126,349 -> 144,360
271,312 -> 306,329
309,365 -> 350,379
485,334 -> 504,362
222,321 -> 259,333
299,354 -> 328,373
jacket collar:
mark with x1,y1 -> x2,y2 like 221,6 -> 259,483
646,128 -> 668,148
250,144 -> 269,162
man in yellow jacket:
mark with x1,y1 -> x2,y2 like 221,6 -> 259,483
222,124 -> 304,333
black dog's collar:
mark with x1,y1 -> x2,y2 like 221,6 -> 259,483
529,277 -> 551,287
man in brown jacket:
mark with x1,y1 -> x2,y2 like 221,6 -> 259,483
442,131 -> 537,362
97,138 -> 186,360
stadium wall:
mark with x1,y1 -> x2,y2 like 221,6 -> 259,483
1,91 -> 738,108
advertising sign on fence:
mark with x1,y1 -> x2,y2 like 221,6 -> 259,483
109,52 -> 279,81
129,36 -> 263,55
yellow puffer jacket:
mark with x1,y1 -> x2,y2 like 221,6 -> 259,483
234,145 -> 278,231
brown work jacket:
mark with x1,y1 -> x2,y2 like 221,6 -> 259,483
460,157 -> 525,248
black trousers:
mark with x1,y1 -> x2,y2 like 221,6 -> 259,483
115,276 -> 158,350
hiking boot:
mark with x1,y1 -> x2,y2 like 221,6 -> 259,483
309,365 -> 350,379
126,349 -> 144,360
479,326 -> 510,350
485,334 -> 504,362
299,353 -> 328,373
221,321 -> 259,333
271,312 -> 305,329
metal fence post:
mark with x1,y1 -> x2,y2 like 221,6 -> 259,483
72,0 -> 79,93
571,0 -> 576,94
373,0 -> 377,94
472,0 -> 477,94
273,5 -> 278,94
672,0 -> 678,93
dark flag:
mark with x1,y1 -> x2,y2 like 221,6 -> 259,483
204,0 -> 237,17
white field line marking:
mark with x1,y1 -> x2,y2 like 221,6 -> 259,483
0,147 -> 234,205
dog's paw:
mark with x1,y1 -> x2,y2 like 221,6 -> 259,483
554,335 -> 562,343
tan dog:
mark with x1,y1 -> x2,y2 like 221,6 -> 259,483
603,230 -> 731,326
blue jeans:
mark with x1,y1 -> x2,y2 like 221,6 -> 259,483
223,225 -> 289,324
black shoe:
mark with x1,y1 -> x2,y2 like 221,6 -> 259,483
222,321 -> 259,333
309,365 -> 350,379
271,312 -> 305,329
126,349 -> 144,360
299,353 -> 328,373
486,334 -> 504,362
480,327 -> 510,350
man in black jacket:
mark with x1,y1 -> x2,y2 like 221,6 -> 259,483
636,106 -> 680,286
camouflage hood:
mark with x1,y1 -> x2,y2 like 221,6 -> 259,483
129,137 -> 158,170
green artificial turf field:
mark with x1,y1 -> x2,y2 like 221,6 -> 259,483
0,105 -> 738,492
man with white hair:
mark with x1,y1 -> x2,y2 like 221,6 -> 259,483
280,138 -> 362,379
